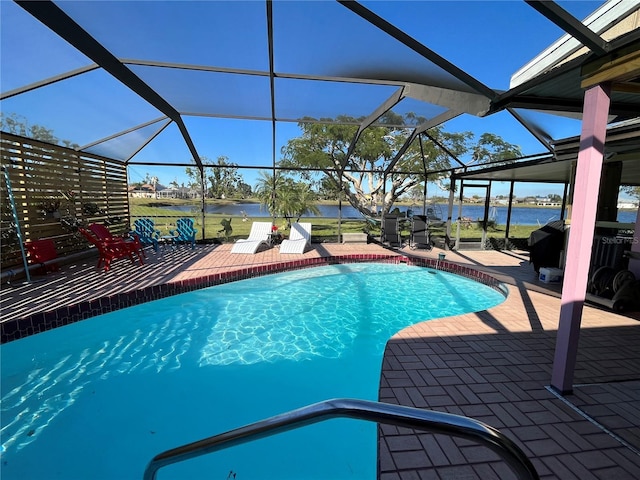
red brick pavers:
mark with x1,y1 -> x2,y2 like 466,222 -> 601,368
168,242 -> 394,282
380,248 -> 640,480
2,243 -> 639,478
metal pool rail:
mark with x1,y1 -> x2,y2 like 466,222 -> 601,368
143,398 -> 539,480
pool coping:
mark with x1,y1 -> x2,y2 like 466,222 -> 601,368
1,253 -> 504,344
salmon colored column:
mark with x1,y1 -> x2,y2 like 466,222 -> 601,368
551,83 -> 611,394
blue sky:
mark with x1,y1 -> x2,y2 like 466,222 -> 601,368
125,0 -> 603,199
1,0 -> 608,199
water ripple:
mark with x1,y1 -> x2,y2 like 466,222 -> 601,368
1,263 -> 504,475
0,312 -> 204,457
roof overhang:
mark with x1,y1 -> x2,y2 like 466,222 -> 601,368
490,34 -> 640,122
454,121 -> 640,185
490,0 -> 640,126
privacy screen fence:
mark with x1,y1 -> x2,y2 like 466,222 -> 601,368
1,132 -> 129,269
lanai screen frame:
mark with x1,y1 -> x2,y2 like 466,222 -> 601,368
2,1 -> 639,240
2,1 -> 551,195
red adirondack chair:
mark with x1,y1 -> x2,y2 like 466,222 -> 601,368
88,223 -> 145,264
79,227 -> 141,272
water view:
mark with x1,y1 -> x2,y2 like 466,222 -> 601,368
159,203 -> 638,226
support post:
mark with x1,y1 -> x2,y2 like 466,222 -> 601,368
200,166 -> 206,241
419,134 -> 428,217
551,84 -> 611,394
454,176 -> 462,250
481,182 -> 492,250
338,176 -> 343,242
505,181 -> 515,244
446,172 -> 455,250
560,182 -> 569,220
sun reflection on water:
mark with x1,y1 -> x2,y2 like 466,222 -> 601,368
0,263 -> 504,472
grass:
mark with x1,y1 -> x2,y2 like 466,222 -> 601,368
128,198 -> 539,244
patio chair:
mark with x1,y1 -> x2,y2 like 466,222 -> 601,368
78,227 -> 141,272
381,215 -> 402,247
25,238 -> 60,274
409,215 -> 431,250
280,222 -> 312,254
133,218 -> 161,252
425,204 -> 446,228
231,221 -> 272,254
170,217 -> 197,249
88,223 -> 145,263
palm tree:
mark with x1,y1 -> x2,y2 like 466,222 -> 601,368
254,171 -> 320,228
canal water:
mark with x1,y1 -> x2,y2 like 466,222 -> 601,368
160,203 -> 637,226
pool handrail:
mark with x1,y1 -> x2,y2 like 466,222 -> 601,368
143,398 -> 539,480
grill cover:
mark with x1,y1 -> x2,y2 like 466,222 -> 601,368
528,220 -> 565,273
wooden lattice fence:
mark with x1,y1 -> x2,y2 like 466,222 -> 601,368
1,132 -> 130,270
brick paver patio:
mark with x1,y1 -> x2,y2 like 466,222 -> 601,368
1,241 -> 638,479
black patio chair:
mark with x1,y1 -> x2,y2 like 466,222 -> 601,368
410,215 -> 431,250
381,215 -> 402,247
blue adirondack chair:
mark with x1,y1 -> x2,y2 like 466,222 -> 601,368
133,218 -> 161,252
170,218 -> 197,249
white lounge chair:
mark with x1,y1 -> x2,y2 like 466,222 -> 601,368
231,221 -> 273,254
280,222 -> 312,254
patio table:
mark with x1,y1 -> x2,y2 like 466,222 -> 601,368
159,235 -> 177,253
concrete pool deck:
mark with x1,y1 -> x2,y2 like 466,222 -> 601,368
1,241 -> 639,478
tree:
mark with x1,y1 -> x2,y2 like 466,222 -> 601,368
280,113 -> 521,217
185,156 -> 244,198
236,181 -> 253,198
1,112 -> 79,148
318,175 -> 342,200
280,114 -> 438,216
184,165 -> 204,192
622,186 -> 640,200
470,133 -> 522,166
254,171 -> 321,228
408,185 -> 425,204
205,156 -> 242,198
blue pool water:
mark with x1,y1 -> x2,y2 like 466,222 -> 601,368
1,263 -> 505,480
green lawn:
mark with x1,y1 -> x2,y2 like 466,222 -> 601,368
128,198 -> 538,244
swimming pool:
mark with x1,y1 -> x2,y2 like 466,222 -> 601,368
1,263 -> 505,479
